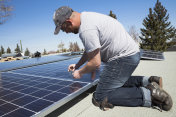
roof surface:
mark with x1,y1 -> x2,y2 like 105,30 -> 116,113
47,52 -> 176,117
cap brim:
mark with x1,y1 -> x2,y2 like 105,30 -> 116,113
54,26 -> 61,35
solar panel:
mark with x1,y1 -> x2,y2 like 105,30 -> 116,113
0,54 -> 80,72
140,49 -> 164,61
10,58 -> 100,83
0,57 -> 100,117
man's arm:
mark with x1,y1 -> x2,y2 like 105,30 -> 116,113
78,48 -> 101,75
75,51 -> 88,69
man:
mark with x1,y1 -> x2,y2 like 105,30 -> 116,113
53,6 -> 172,111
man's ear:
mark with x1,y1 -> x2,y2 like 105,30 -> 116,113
66,19 -> 73,25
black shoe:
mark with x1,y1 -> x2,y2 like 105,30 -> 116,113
92,92 -> 114,111
149,76 -> 163,88
146,82 -> 173,111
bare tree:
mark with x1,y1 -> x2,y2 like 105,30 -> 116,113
69,42 -> 81,52
58,40 -> 65,53
0,0 -> 13,25
73,42 -> 80,52
69,42 -> 73,52
128,25 -> 141,44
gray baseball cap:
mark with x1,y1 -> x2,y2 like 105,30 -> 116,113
53,6 -> 73,35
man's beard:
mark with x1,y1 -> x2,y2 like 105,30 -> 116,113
73,29 -> 78,34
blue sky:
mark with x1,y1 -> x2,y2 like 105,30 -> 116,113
0,0 -> 175,53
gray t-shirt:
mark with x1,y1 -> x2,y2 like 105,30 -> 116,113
79,12 -> 139,62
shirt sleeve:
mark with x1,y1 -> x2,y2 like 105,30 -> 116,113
79,29 -> 101,53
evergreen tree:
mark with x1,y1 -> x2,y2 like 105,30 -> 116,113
109,10 -> 117,19
1,45 -> 5,54
15,44 -> 21,53
24,48 -> 30,56
140,0 -> 176,51
81,48 -> 84,52
6,47 -> 11,53
20,40 -> 23,53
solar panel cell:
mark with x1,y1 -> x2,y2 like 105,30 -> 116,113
24,99 -> 53,112
30,89 -> 52,98
0,99 -> 6,106
58,81 -> 73,86
43,92 -> 67,102
33,82 -> 52,88
25,81 -> 40,86
0,103 -> 18,116
0,89 -> 13,97
1,92 -> 24,102
2,108 -> 35,117
70,82 -> 88,88
15,79 -> 31,84
18,87 -> 39,94
11,95 -> 37,106
58,86 -> 80,94
10,85 -> 28,91
46,79 -> 62,84
45,84 -> 64,91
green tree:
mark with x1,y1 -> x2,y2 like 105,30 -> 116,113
15,44 -> 21,53
0,0 -> 13,25
109,10 -> 117,19
6,46 -> 11,53
24,48 -> 30,56
20,40 -> 23,53
140,0 -> 176,51
1,45 -> 5,54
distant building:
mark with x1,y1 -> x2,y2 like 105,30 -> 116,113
0,53 -> 29,62
48,51 -> 57,55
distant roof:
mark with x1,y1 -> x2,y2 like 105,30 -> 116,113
1,53 -> 22,58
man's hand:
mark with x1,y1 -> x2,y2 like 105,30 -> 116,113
72,70 -> 82,79
68,64 -> 76,72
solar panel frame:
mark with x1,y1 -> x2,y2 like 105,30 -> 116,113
32,80 -> 98,117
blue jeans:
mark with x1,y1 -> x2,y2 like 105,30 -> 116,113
95,52 -> 151,107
